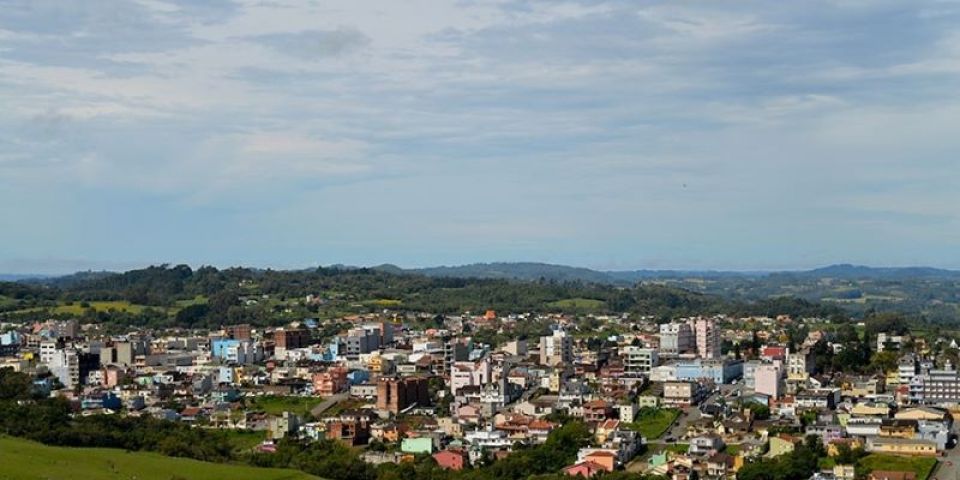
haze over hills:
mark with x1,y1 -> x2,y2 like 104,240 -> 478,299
381,262 -> 960,284
6,262 -> 960,286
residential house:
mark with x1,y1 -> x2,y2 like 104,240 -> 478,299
564,461 -> 608,478
433,449 -> 468,471
689,435 -> 725,456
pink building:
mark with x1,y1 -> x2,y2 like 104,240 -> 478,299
691,318 -> 721,359
313,366 -> 348,397
755,364 -> 783,400
450,357 -> 491,395
102,366 -> 126,388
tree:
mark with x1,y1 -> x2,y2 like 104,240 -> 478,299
869,351 -> 899,374
0,368 -> 33,400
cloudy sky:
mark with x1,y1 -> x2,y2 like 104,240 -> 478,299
2,1 -> 960,274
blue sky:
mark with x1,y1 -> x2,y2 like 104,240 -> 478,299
2,1 -> 960,274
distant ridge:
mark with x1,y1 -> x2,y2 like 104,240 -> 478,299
383,262 -> 960,284
407,262 -> 615,283
7,262 -> 960,286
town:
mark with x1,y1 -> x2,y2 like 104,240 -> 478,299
2,294 -> 956,480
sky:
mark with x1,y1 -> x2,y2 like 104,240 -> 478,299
2,1 -> 960,274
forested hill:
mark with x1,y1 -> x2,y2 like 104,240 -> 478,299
0,265 -> 845,329
380,262 -> 960,324
394,261 -> 960,283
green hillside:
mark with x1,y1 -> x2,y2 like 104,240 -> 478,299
0,436 -> 319,480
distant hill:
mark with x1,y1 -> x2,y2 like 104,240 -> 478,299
10,262 -> 960,287
407,262 -> 617,283
0,273 -> 52,282
367,262 -> 960,284
789,264 -> 960,279
19,270 -> 119,287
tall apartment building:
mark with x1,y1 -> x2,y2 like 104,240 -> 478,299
787,349 -> 813,381
345,326 -> 381,356
52,319 -> 79,339
691,318 -> 721,360
755,364 -> 784,400
378,322 -> 395,346
100,340 -> 149,367
450,357 -> 492,394
227,324 -> 252,341
39,340 -> 60,364
442,337 -> 469,376
275,328 -> 311,351
659,322 -> 694,356
377,376 -> 431,414
621,346 -> 659,376
909,362 -> 960,405
899,355 -> 920,385
540,326 -> 573,367
48,348 -> 99,390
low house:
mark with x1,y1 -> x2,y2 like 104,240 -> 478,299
865,437 -> 938,457
868,471 -> 917,480
583,400 -> 613,423
433,449 -> 468,470
564,461 -> 608,478
706,453 -> 734,478
401,437 -> 434,454
834,464 -> 856,480
767,435 -> 800,458
689,435 -> 724,456
576,450 -> 617,472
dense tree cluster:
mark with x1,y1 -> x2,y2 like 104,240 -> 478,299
736,436 -> 826,480
2,265 -> 848,330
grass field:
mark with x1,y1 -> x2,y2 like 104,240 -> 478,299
546,298 -> 606,311
248,395 -> 324,417
0,436 -> 319,480
219,429 -> 267,452
174,296 -> 209,308
367,299 -> 403,308
51,301 -> 149,315
624,408 -> 681,439
857,454 -> 938,480
661,444 -> 689,454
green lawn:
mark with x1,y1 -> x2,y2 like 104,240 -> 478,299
219,429 -> 267,452
248,395 -> 324,417
174,295 -> 209,308
662,444 -> 689,454
546,298 -> 606,311
624,408 -> 681,439
0,436 -> 319,480
857,454 -> 938,480
51,301 -> 149,315
368,299 -> 402,308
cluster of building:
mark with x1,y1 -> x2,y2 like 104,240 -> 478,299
1,311 -> 957,480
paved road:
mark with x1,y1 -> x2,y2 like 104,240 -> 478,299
310,393 -> 348,418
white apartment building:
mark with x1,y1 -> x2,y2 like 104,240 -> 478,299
659,322 -> 694,356
540,327 -> 573,367
621,346 -> 659,375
